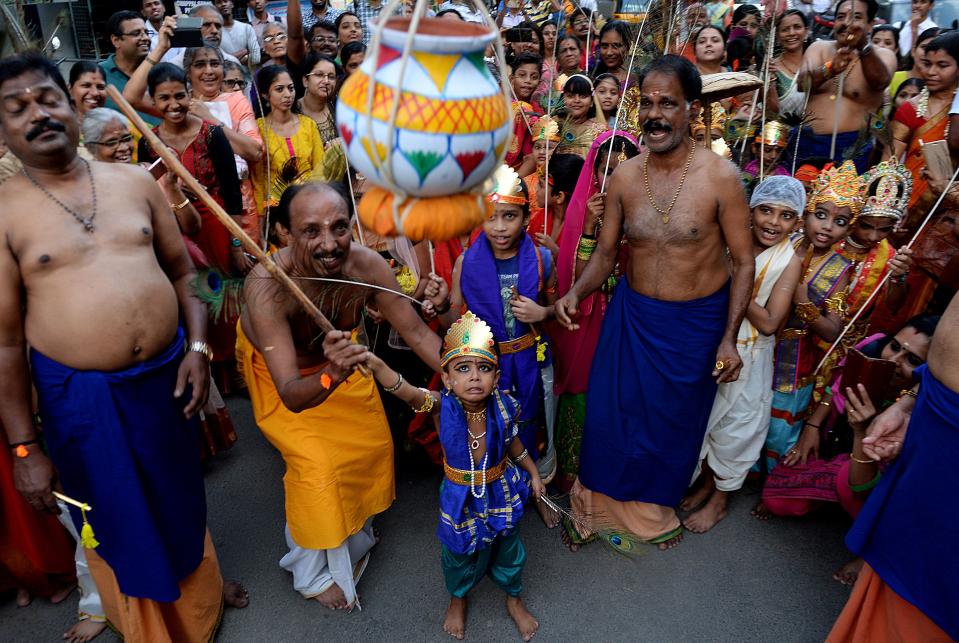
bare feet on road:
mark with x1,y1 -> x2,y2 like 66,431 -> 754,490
684,490 -> 729,533
680,473 -> 714,512
751,500 -> 774,521
506,596 -> 539,641
224,580 -> 249,608
315,583 -> 349,610
62,619 -> 106,643
657,531 -> 684,551
535,498 -> 560,529
443,596 -> 467,640
833,558 -> 865,586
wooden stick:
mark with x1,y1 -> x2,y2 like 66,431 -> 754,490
53,491 -> 91,512
108,86 -> 337,335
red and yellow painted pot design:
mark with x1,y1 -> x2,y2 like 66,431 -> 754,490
337,17 -> 511,229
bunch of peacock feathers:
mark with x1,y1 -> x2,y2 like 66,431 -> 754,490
266,157 -> 313,211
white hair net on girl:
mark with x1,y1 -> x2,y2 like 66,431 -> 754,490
749,175 -> 807,214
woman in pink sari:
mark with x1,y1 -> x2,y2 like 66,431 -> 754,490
551,129 -> 639,491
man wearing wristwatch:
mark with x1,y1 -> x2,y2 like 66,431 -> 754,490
237,182 -> 448,610
788,0 -> 897,173
0,53 -> 224,641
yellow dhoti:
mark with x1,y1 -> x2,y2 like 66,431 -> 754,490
235,325 -> 395,551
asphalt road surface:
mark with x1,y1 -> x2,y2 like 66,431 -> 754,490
0,398 -> 854,642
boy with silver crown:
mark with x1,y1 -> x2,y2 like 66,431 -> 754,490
366,312 -> 545,642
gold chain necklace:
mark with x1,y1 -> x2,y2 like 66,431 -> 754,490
643,140 -> 695,224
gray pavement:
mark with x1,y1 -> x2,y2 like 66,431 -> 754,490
0,398 -> 854,642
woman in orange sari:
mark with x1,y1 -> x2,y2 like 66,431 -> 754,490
891,32 -> 959,239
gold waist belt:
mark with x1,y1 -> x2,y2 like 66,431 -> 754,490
498,333 -> 535,355
444,458 -> 509,486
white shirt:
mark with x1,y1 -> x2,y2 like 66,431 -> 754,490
501,10 -> 526,28
220,20 -> 261,66
896,16 -> 938,54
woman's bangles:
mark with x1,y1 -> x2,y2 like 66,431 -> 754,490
576,235 -> 598,261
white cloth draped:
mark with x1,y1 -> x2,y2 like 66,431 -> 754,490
699,239 -> 795,491
279,519 -> 375,609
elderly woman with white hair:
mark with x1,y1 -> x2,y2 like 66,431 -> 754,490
81,107 -> 134,164
684,176 -> 807,533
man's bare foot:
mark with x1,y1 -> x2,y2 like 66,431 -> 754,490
63,620 -> 106,643
443,597 -> 467,640
314,583 -> 349,610
751,500 -> 774,521
560,527 -> 581,552
684,489 -> 728,534
223,580 -> 249,608
680,470 -> 713,511
506,596 -> 539,641
534,498 -> 560,529
49,583 -> 76,605
657,531 -> 683,550
833,558 -> 865,586
15,588 -> 31,607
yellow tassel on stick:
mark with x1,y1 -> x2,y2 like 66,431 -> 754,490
54,491 -> 99,549
79,508 -> 100,549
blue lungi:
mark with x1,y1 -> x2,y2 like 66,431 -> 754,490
785,126 -> 873,174
845,364 -> 959,639
31,328 -> 207,602
579,280 -> 729,506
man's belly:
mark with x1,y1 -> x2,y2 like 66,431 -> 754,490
26,270 -> 181,371
625,254 -> 730,302
807,96 -> 874,135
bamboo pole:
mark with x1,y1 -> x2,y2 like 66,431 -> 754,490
108,86 -> 338,335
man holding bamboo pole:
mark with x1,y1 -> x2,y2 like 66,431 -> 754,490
0,52 -> 224,641
237,182 -> 449,610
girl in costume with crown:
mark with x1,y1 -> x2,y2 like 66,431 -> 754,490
752,162 -> 860,515
365,312 -> 545,642
441,165 -> 561,529
818,160 -> 915,386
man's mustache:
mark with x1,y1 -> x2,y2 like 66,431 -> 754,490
25,118 -> 66,142
642,120 -> 673,134
313,248 -> 345,261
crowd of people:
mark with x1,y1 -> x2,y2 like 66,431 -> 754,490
0,0 -> 957,641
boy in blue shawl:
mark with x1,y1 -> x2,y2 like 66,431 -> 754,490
366,311 -> 545,641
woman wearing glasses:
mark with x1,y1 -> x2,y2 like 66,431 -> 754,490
222,61 -> 249,94
298,52 -> 341,146
82,108 -> 135,165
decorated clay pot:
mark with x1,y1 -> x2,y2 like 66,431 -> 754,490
336,17 -> 511,199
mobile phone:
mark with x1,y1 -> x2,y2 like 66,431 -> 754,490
170,16 -> 203,48
148,157 -> 168,180
505,27 -> 534,43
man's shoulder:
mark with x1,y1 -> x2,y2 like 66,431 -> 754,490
99,54 -> 122,78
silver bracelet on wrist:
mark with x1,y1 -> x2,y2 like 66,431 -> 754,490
383,372 -> 404,393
